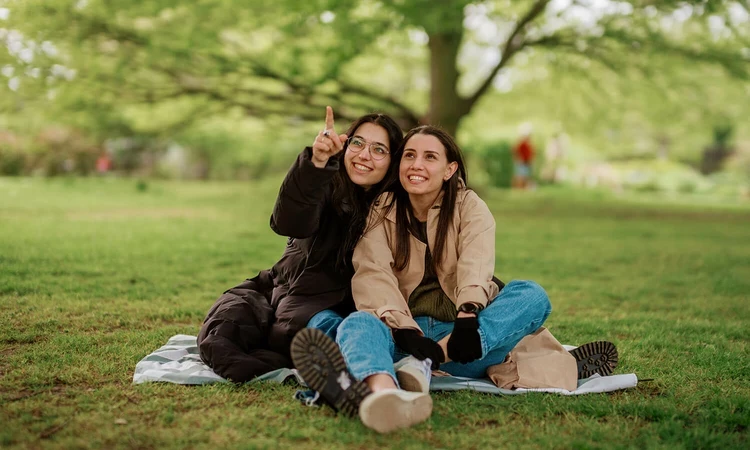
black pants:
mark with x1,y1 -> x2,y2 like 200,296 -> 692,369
197,272 -> 291,382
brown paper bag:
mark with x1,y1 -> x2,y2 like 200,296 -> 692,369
487,327 -> 577,391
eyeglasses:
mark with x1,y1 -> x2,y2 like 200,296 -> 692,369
347,136 -> 390,161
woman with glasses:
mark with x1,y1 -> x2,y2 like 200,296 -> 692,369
197,107 -> 403,383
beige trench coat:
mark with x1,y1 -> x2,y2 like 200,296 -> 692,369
351,187 -> 499,333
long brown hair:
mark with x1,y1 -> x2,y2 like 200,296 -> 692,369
383,125 -> 468,271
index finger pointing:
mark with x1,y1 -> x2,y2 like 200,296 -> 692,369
325,106 -> 335,131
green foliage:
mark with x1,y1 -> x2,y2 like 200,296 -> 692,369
2,0 -> 748,136
1,177 -> 749,448
479,140 -> 513,189
0,127 -> 102,176
612,159 -> 711,193
0,0 -> 748,179
0,140 -> 26,175
33,129 -> 101,176
701,123 -> 736,175
714,123 -> 734,147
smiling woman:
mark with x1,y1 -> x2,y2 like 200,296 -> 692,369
343,124 -> 392,188
195,107 -> 404,383
292,125 -> 617,434
399,133 -> 459,218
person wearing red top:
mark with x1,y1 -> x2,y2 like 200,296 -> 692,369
513,127 -> 535,189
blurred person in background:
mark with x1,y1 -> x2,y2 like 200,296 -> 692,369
542,131 -> 567,184
96,151 -> 112,174
513,123 -> 535,189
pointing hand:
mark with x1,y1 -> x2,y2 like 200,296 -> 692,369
311,106 -> 348,168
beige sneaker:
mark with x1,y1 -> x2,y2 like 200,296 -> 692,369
394,356 -> 432,393
358,388 -> 433,434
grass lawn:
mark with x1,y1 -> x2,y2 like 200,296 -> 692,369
1,176 -> 748,449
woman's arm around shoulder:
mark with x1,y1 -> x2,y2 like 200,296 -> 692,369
270,147 -> 338,238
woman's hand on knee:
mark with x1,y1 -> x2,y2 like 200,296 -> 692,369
447,315 -> 482,363
392,329 -> 444,370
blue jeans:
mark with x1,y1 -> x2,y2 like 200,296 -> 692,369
335,280 -> 552,383
306,309 -> 345,341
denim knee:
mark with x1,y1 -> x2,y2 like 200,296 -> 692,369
307,309 -> 343,328
306,309 -> 345,340
335,311 -> 389,345
336,311 -> 397,383
515,280 -> 552,320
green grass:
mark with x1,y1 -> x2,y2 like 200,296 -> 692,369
1,176 -> 748,449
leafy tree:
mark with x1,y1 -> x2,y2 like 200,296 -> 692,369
1,0 -> 748,137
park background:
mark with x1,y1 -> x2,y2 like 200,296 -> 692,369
1,1 -> 749,449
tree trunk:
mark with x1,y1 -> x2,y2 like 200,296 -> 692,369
427,30 -> 469,136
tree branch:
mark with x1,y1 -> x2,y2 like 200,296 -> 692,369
464,0 -> 551,108
223,59 -> 421,126
337,81 -> 421,125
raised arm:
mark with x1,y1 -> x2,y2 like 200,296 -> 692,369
270,148 -> 337,238
270,106 -> 349,238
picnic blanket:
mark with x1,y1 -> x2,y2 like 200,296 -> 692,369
133,334 -> 638,395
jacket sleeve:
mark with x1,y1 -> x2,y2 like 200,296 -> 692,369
455,191 -> 499,310
351,210 -> 422,333
270,147 -> 339,238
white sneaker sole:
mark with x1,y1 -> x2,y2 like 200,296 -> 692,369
396,365 -> 430,393
358,389 -> 433,434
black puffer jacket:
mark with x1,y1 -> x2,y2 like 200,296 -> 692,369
267,148 -> 357,351
197,148 -> 356,381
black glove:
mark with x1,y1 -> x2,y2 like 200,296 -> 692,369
392,329 -> 444,370
447,316 -> 482,363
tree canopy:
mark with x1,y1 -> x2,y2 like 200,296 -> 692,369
1,0 -> 748,143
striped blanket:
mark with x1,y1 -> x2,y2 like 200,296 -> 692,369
133,334 -> 639,395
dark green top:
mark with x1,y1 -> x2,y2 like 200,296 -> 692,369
406,220 -> 457,322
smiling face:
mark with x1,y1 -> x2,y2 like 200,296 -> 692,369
343,122 -> 391,189
399,133 -> 458,203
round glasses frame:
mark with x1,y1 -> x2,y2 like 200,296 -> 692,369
346,137 -> 390,161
